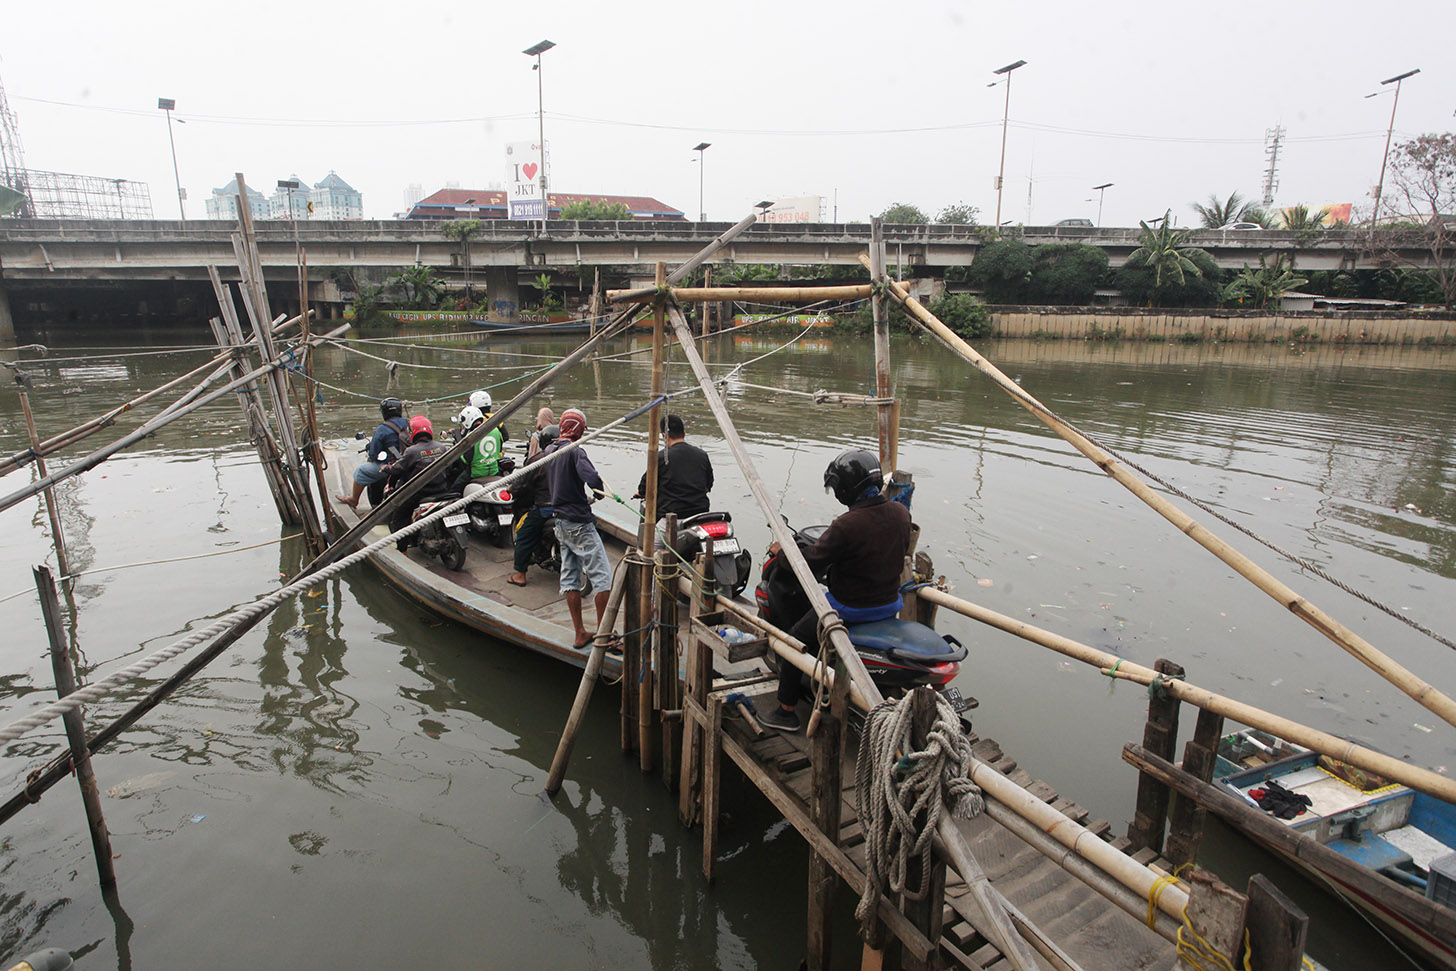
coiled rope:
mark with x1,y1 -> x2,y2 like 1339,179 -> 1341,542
854,691 -> 983,932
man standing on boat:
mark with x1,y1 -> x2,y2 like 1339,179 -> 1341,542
760,449 -> 911,733
544,408 -> 613,648
633,413 -> 713,537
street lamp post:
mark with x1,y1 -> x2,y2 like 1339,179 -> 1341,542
523,40 -> 556,230
1367,68 -> 1420,229
1092,182 -> 1113,227
157,97 -> 185,220
991,59 -> 1026,230
692,141 -> 711,221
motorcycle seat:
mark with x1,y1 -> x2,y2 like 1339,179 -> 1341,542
848,619 -> 967,664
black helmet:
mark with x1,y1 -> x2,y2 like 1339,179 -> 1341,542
537,424 -> 561,451
824,449 -> 883,507
380,397 -> 404,420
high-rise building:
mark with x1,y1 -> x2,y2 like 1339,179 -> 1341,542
205,177 -> 269,221
310,172 -> 363,219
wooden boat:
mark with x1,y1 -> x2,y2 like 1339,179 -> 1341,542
1212,728 -> 1456,968
322,439 -> 634,676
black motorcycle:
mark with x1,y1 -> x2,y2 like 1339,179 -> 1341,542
673,511 -> 752,599
754,522 -> 969,711
395,493 -> 469,570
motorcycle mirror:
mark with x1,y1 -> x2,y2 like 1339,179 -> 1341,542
377,452 -> 389,462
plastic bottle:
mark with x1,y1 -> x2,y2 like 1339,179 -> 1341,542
717,627 -> 756,646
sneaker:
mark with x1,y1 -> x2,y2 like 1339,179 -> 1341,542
758,705 -> 800,733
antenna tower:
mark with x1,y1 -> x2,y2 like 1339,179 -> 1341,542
1261,125 -> 1285,210
0,72 -> 35,217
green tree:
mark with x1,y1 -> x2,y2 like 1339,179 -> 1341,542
1190,191 -> 1263,228
1222,254 -> 1308,310
968,239 -> 1034,303
1028,244 -> 1109,305
529,272 -> 563,313
929,293 -> 993,338
1124,211 -> 1215,305
878,202 -> 930,224
389,265 -> 443,309
936,203 -> 980,225
558,198 -> 633,220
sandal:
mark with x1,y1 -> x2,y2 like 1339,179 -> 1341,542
507,575 -> 528,587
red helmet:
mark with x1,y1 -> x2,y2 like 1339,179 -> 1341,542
407,415 -> 434,442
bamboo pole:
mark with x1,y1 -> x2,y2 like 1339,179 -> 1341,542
869,218 -> 893,473
0,323 -> 353,517
299,207 -> 765,578
637,261 -> 668,773
869,260 -> 1456,734
545,565 -> 631,795
296,251 -> 337,538
657,515 -> 681,792
15,376 -> 71,583
662,302 -> 1039,971
918,585 -> 1456,804
609,283 -> 871,304
35,565 -> 115,888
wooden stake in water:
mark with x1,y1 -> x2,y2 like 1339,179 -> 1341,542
15,373 -> 71,585
35,565 -> 115,888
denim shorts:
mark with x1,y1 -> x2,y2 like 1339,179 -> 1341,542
353,460 -> 389,486
555,519 -> 612,595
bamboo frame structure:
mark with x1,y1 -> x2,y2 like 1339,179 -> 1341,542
866,259 -> 1456,735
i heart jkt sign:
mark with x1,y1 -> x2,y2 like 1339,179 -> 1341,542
506,141 -> 547,220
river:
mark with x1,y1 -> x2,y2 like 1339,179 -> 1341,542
1,320 -> 1454,969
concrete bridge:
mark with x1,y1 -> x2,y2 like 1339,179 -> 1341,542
0,217 -> 1418,333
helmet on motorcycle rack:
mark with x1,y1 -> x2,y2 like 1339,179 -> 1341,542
407,415 -> 434,443
536,423 -> 560,451
468,390 -> 492,412
380,397 -> 404,420
457,405 -> 484,430
823,449 -> 883,507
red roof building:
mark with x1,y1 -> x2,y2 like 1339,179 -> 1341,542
405,188 -> 684,221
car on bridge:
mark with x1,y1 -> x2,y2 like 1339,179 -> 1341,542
1055,218 -> 1094,228
1218,222 -> 1264,231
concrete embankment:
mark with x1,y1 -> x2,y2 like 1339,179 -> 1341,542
989,307 -> 1456,344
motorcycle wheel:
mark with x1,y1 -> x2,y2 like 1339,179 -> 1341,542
442,537 -> 467,571
491,516 -> 511,549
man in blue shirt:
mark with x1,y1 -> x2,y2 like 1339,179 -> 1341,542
338,397 -> 408,509
544,408 -> 613,649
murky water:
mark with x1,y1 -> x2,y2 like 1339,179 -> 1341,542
1,321 -> 1454,969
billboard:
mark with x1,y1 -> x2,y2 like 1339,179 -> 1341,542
505,140 -> 548,220
759,196 -> 822,224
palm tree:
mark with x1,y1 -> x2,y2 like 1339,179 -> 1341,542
1128,210 -> 1213,293
1278,205 -> 1328,232
442,219 -> 482,301
392,265 -> 442,309
1223,254 -> 1308,310
1191,191 -> 1263,228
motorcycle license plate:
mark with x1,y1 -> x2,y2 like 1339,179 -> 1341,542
942,686 -> 969,713
710,538 -> 741,554
497,513 -> 514,526
443,514 -> 470,528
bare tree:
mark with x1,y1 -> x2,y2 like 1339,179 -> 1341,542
1368,133 -> 1456,308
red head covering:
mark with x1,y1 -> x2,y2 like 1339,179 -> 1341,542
559,408 -> 586,441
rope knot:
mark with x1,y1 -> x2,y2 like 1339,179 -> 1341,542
1148,672 -> 1185,701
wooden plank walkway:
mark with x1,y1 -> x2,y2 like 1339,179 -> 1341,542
711,677 -> 1175,969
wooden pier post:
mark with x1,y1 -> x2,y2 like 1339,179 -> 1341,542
621,561 -> 642,756
869,217 -> 894,473
1177,869 -> 1248,971
902,690 -> 948,971
658,515 -> 681,791
35,565 -> 115,888
1127,658 -> 1184,853
806,660 -> 850,970
1164,707 -> 1224,869
1244,874 -> 1308,971
678,553 -> 713,827
15,374 -> 72,585
701,690 -> 725,882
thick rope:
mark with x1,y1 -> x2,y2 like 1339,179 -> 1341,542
854,692 -> 983,932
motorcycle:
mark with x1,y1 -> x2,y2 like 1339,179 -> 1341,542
397,493 -> 469,570
672,511 -> 752,599
462,476 -> 515,548
754,522 -> 969,713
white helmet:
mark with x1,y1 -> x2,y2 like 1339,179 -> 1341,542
468,390 -> 492,411
457,405 -> 484,429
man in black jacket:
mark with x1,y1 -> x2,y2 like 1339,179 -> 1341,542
634,413 -> 714,530
760,449 -> 911,732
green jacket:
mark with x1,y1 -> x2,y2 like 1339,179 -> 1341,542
468,425 -> 505,478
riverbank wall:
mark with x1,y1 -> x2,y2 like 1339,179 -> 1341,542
988,307 -> 1456,344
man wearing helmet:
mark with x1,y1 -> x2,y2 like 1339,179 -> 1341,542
337,397 -> 409,509
454,403 -> 510,487
387,416 -> 465,546
506,422 -> 559,588
761,448 -> 911,732
543,408 -> 613,647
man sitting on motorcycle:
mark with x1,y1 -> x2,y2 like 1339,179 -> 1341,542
387,416 -> 465,550
632,413 -> 713,541
760,448 -> 911,733
337,397 -> 408,509
506,423 -> 558,588
452,402 -> 513,491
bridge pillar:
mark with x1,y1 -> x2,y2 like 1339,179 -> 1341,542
484,267 -> 519,322
0,284 -> 14,341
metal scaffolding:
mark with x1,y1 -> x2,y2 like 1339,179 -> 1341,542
19,169 -> 154,219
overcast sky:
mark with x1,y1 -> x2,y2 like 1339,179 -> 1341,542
3,0 -> 1453,228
